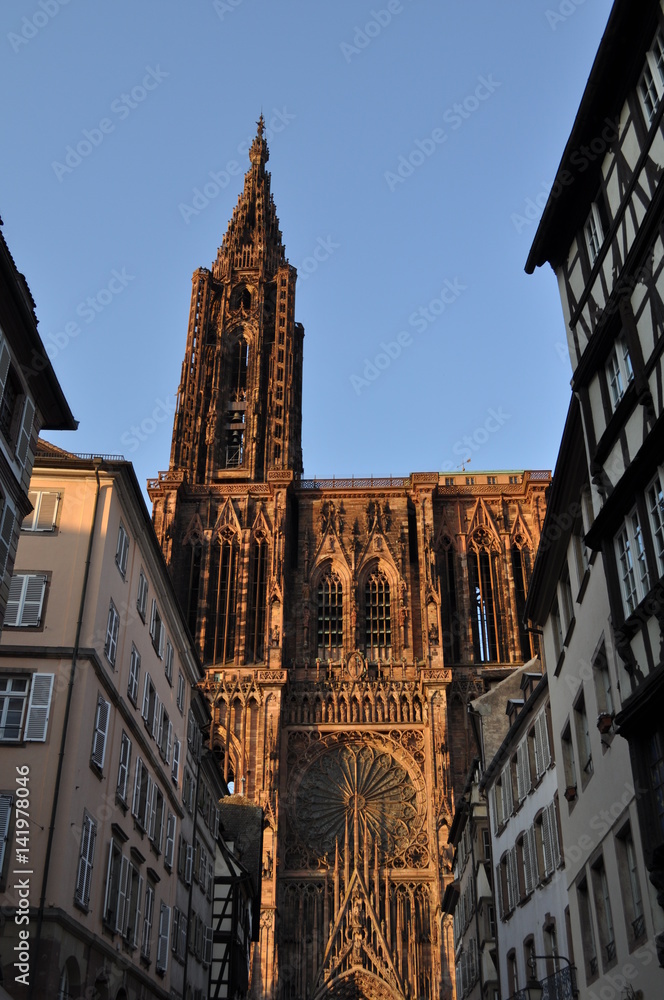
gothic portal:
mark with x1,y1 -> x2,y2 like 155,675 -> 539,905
149,118 -> 550,1000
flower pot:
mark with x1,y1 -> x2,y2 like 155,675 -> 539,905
564,785 -> 577,802
597,712 -> 614,734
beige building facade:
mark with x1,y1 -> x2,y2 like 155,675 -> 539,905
0,447 -> 214,1000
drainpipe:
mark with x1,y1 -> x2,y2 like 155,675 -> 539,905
182,739 -> 203,998
30,460 -> 103,1000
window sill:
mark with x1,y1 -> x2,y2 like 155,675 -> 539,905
563,616 -> 576,647
89,762 -> 104,781
553,647 -> 566,677
576,566 -> 591,604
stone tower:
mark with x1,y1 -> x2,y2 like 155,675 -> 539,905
149,119 -> 550,1000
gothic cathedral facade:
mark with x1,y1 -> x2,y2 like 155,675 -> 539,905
149,120 -> 549,1000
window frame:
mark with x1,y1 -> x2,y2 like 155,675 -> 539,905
4,573 -> 47,629
615,509 -> 650,618
74,811 -> 97,911
22,490 -> 61,533
115,522 -> 130,578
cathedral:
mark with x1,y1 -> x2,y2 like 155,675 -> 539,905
148,118 -> 550,1000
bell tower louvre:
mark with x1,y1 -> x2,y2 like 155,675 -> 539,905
149,118 -> 550,1000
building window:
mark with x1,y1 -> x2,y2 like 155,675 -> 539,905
487,475 -> 496,484
591,855 -> 617,967
116,522 -> 129,577
247,537 -> 268,663
206,537 -> 238,665
469,544 -> 502,662
365,568 -> 391,657
141,673 -> 158,736
444,477 -> 455,486
4,573 -> 46,628
512,543 -> 532,660
534,803 -> 561,879
639,29 -> 664,124
606,337 -> 634,410
0,673 -> 54,742
509,475 -> 520,484
577,877 -> 599,980
23,491 -> 60,532
516,739 -> 531,802
156,902 -> 171,972
440,541 -> 460,663
74,812 -> 97,910
176,671 -> 185,714
615,510 -> 650,617
648,728 -> 664,841
128,645 -> 140,706
617,825 -> 645,943
466,476 -> 475,485
141,882 -> 155,959
117,732 -> 132,803
584,199 -> 609,266
132,757 -> 153,831
646,472 -> 664,578
104,601 -> 120,666
561,722 -> 578,798
90,695 -> 110,772
317,568 -> 343,657
149,599 -> 165,658
171,739 -> 181,784
164,640 -> 174,684
574,693 -> 593,783
165,813 -> 176,870
533,709 -> 552,779
136,569 -> 148,621
593,642 -> 615,719
0,341 -> 34,469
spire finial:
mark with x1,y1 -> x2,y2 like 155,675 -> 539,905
256,113 -> 265,137
249,113 -> 269,166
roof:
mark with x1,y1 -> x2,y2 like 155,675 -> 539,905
525,0 -> 658,273
0,217 -> 77,431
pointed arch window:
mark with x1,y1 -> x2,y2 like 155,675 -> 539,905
186,542 -> 202,640
439,536 -> 460,663
365,569 -> 391,658
468,532 -> 503,662
247,536 -> 268,663
224,338 -> 248,468
231,339 -> 248,398
317,569 -> 343,657
205,532 -> 238,665
511,539 -> 532,660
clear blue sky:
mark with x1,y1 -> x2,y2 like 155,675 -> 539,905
1,0 -> 614,494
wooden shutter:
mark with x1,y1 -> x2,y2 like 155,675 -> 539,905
142,884 -> 154,957
132,759 -> 143,817
495,864 -> 504,917
91,696 -> 110,770
15,397 -> 35,469
516,741 -> 529,801
24,491 -> 60,532
105,604 -> 118,665
75,814 -> 96,907
0,502 -> 15,579
523,830 -> 535,894
145,776 -> 155,835
204,925 -> 213,965
141,674 -> 151,721
24,673 -> 54,741
3,574 -> 23,626
156,903 -> 170,972
132,874 -> 143,948
185,843 -> 193,884
542,810 -> 554,876
502,765 -> 513,816
171,739 -> 180,783
115,854 -> 130,933
548,802 -> 561,867
165,813 -> 176,868
0,795 -> 13,872
166,720 -> 173,765
102,842 -> 115,924
0,339 -> 11,398
21,574 -> 46,627
117,733 -> 131,800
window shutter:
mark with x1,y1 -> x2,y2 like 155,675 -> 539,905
91,696 -> 110,770
523,831 -> 534,894
156,904 -> 171,972
36,491 -> 59,530
142,884 -> 154,957
185,844 -> 193,884
141,674 -> 150,721
214,806 -> 219,840
132,874 -> 143,948
145,776 -> 155,834
165,813 -> 176,868
502,766 -> 513,816
516,741 -> 529,801
495,864 -> 503,917
204,925 -> 213,964
132,759 -> 143,817
0,795 -> 12,872
171,907 -> 180,953
117,734 -> 131,800
24,673 -> 54,741
15,397 -> 35,469
534,717 -> 545,777
549,802 -> 562,867
105,604 -> 119,665
115,854 -> 130,933
541,712 -> 552,769
166,720 -> 173,765
155,699 -> 163,746
179,912 -> 187,961
103,842 -> 115,924
3,574 -> 23,626
158,621 -> 165,658
150,598 -> 157,638
542,810 -> 554,876
0,338 -> 11,397
0,502 -> 15,579
171,739 -> 180,783
75,815 -> 96,907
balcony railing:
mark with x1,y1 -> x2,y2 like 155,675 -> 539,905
507,966 -> 577,1000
